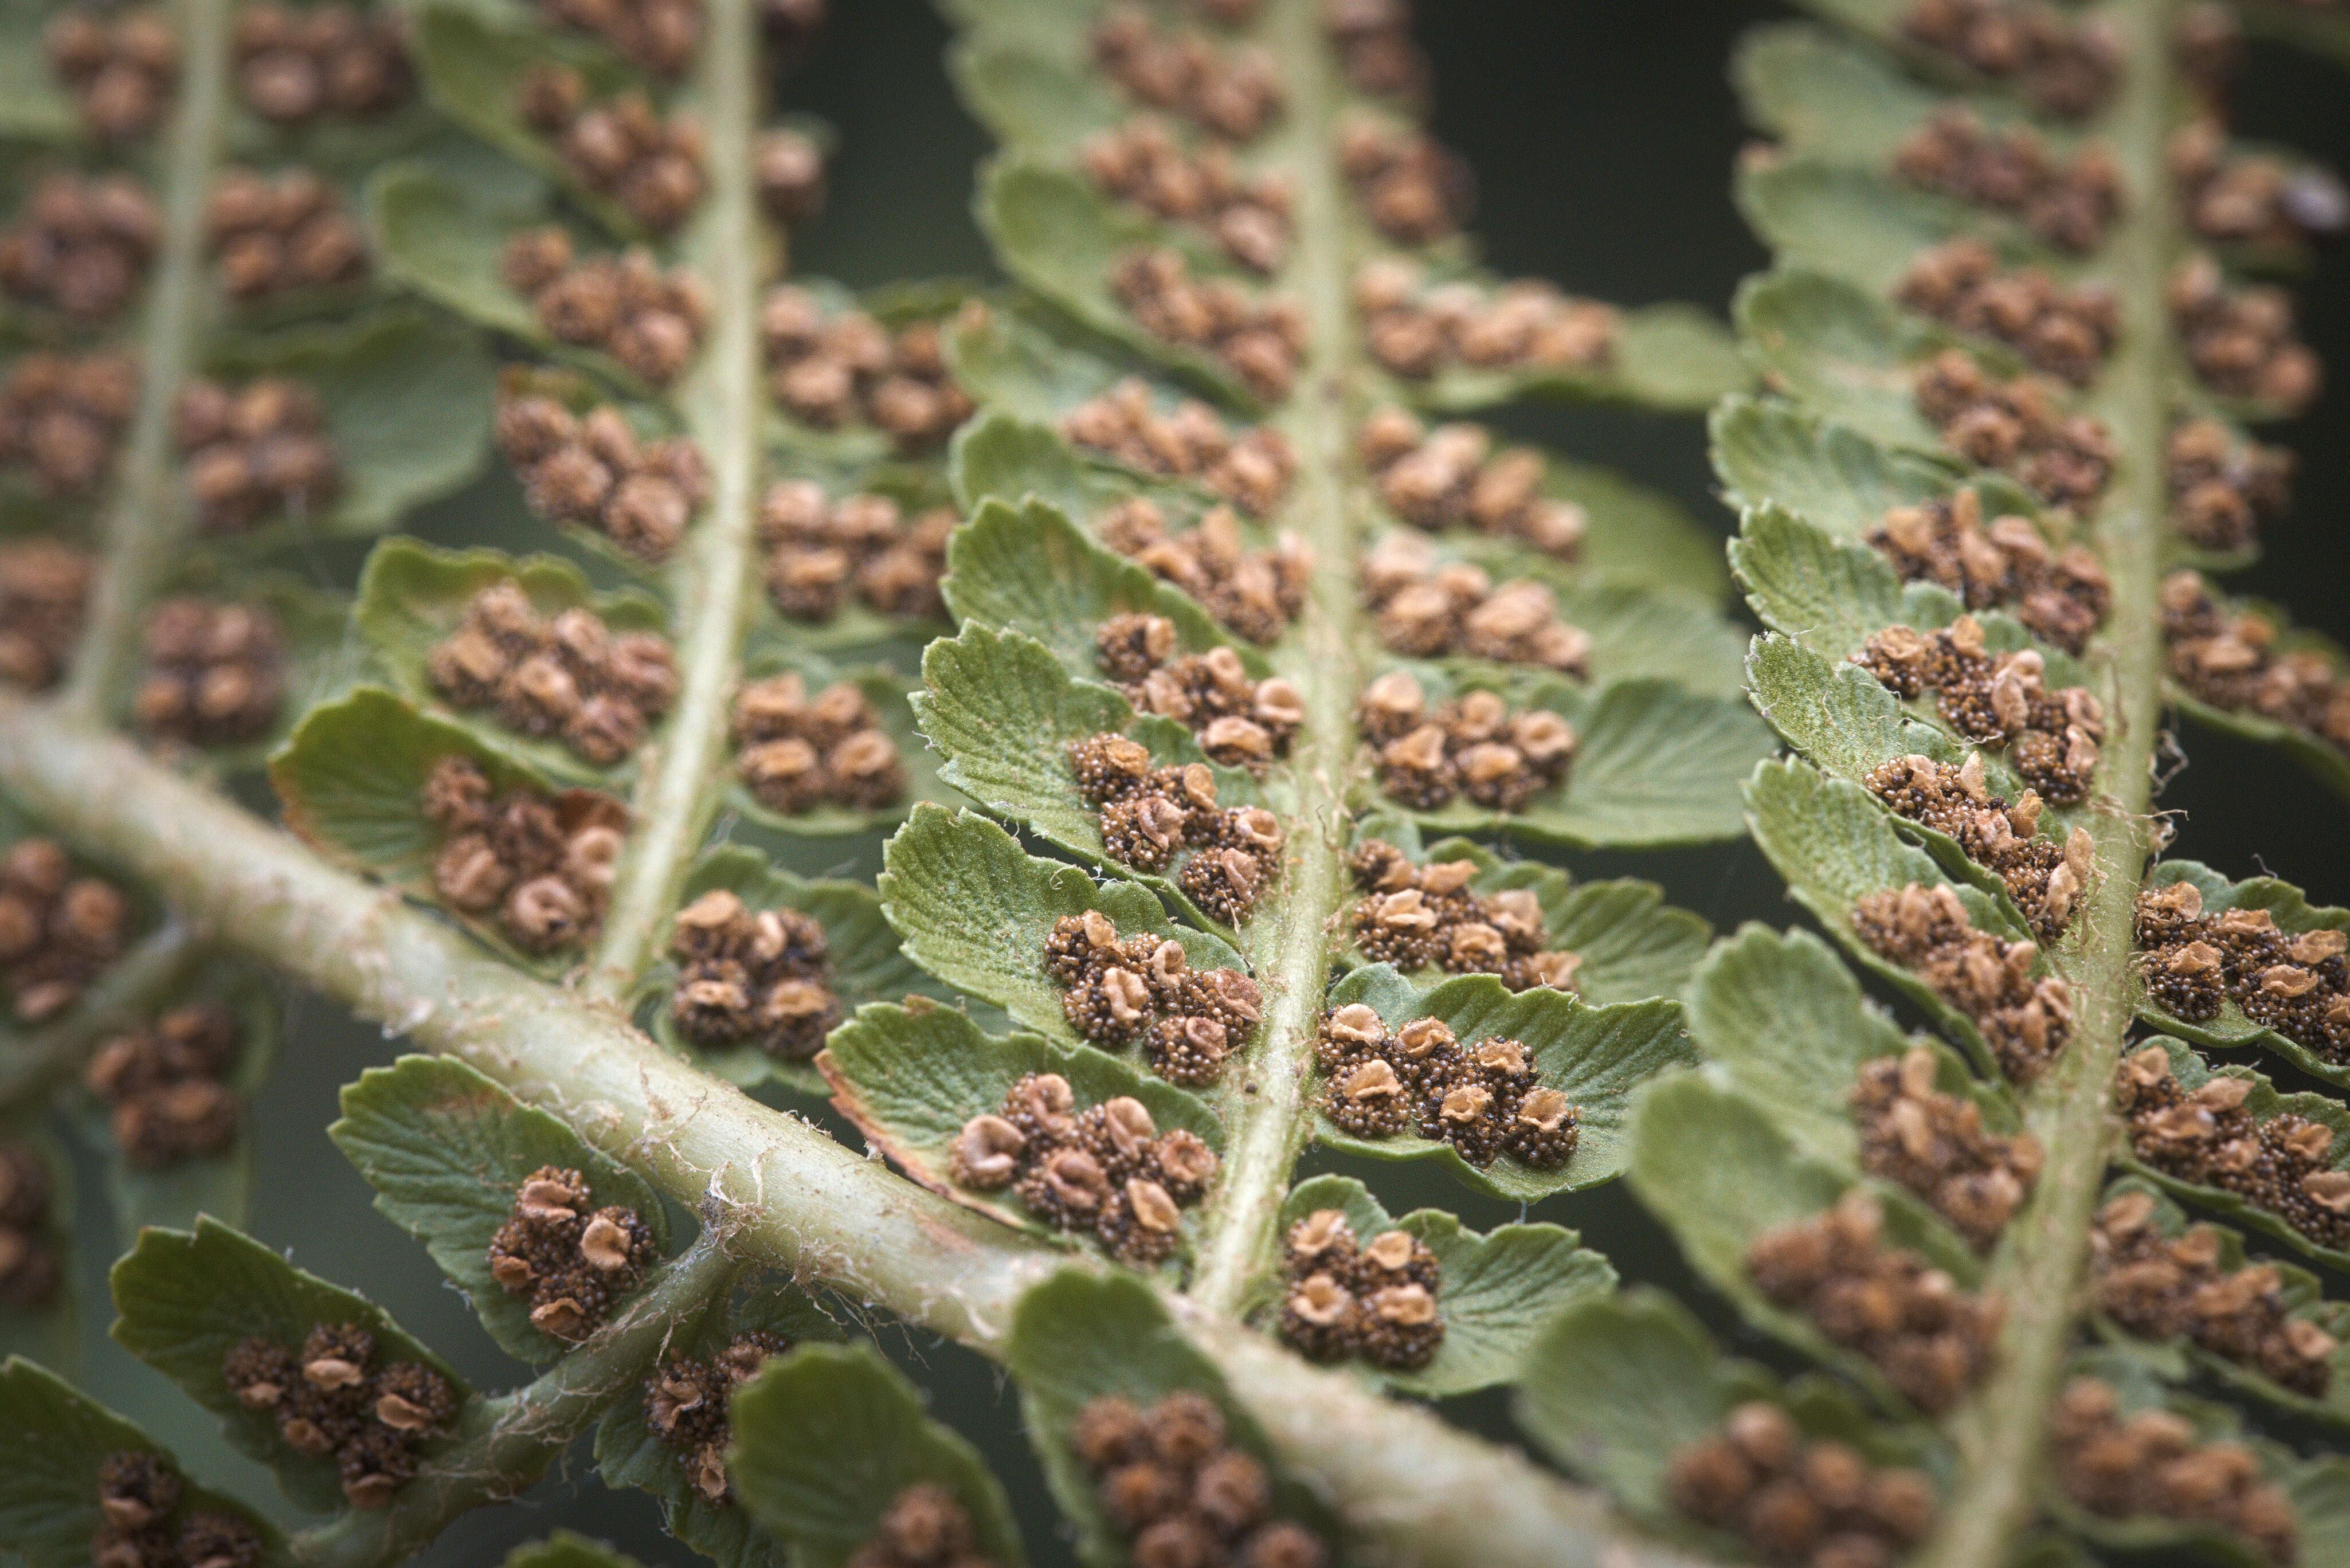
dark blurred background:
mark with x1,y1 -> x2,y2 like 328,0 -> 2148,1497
56,3 -> 2350,1563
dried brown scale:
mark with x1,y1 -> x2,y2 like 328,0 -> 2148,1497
484,1163 -> 661,1341
1894,239 -> 2117,386
538,0 -> 702,76
1357,407 -> 1589,560
2160,571 -> 2350,762
2170,119 -> 2349,254
2169,254 -> 2322,413
89,1450 -> 267,1568
1041,910 -> 1260,1083
518,66 -> 707,234
1323,0 -> 1427,100
1852,1045 -> 2043,1250
2049,1377 -> 2299,1564
0,835 -> 131,1025
847,1482 -> 1000,1568
1095,614 -> 1302,766
233,3 -> 411,126
2164,417 -> 2292,553
498,229 -> 708,386
1064,378 -> 1296,518
1353,671 -> 1575,814
665,887 -> 840,1060
1913,351 -> 2114,513
1344,836 -> 1582,992
1098,498 -> 1310,644
1352,257 -> 1617,384
1339,119 -> 1469,246
642,1332 -> 791,1504
1089,7 -> 1284,142
133,598 -> 288,749
1850,882 -> 2074,1081
0,539 -> 95,691
1894,107 -> 2121,252
1083,117 -> 1295,275
2090,1189 -> 2336,1398
1897,0 -> 2118,118
1859,489 -> 2110,655
0,351 -> 139,497
1664,1401 -> 1937,1568
1274,1209 -> 1446,1370
951,1072 -> 1216,1262
730,670 -> 907,816
418,755 -> 627,953
2130,880 -> 2350,1065
757,479 -> 950,625
755,128 -> 827,223
1359,531 -> 1592,676
206,167 -> 369,301
1313,1004 -> 1576,1170
2114,1044 -> 2350,1253
759,285 -> 974,451
1110,248 -> 1301,401
0,175 -> 161,320
85,1001 -> 246,1170
1854,617 -> 2104,805
0,1137 -> 62,1310
426,585 -> 677,768
1862,752 -> 2093,940
173,376 -> 343,534
1067,734 -> 1284,919
221,1323 -> 459,1508
1071,1394 -> 1330,1568
495,390 -> 708,564
45,8 -> 178,141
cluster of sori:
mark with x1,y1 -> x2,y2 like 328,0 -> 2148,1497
1044,910 -> 1263,1085
2136,882 -> 2350,1065
206,168 -> 368,301
1745,1190 -> 2002,1416
2090,1189 -> 2336,1398
1894,239 -> 2117,386
519,66 -> 706,234
2161,572 -> 2350,759
1089,7 -> 1284,141
420,755 -> 628,954
1893,106 -> 2121,252
1068,1394 -> 1328,1568
0,350 -> 136,496
426,585 -> 679,767
1852,1046 -> 2043,1250
0,1140 -> 61,1309
500,228 -> 707,386
175,377 -> 342,534
757,481 -> 950,625
759,287 -> 972,449
536,0 -> 701,77
1355,671 -> 1576,814
949,1072 -> 1219,1263
1063,379 -> 1295,517
1274,1208 -> 1443,1370
2169,255 -> 2322,412
755,126 -> 826,223
44,6 -> 177,142
1346,837 -> 1581,991
1095,614 -> 1303,767
84,1002 -> 244,1170
665,888 -> 839,1060
1861,491 -> 2109,654
485,1165 -> 661,1340
730,672 -> 906,815
0,175 -> 159,320
2165,417 -> 2292,552
1665,1402 -> 1937,1568
222,1323 -> 461,1507
1913,351 -> 2113,513
0,837 -> 130,1025
232,2 -> 411,126
1314,1003 -> 1576,1167
1067,735 -> 1285,921
1099,499 -> 1309,644
1851,883 -> 2073,1081
846,1484 -> 1001,1568
2114,1045 -> 2350,1252
643,1332 -> 789,1503
1863,752 -> 2092,940
495,391 -> 708,563
1110,249 -> 1302,402
133,598 -> 287,748
1359,532 -> 1591,675
1856,617 -> 2104,803
1339,120 -> 1465,246
1896,0 -> 2116,117
2170,119 -> 2349,254
1352,259 -> 1619,383
88,1451 -> 263,1568
1082,117 -> 1292,275
2049,1377 -> 2298,1565
0,541 -> 91,691
1357,408 -> 1587,559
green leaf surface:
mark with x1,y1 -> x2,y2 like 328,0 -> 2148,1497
1734,21 -> 1976,167
1730,503 -> 1961,662
1412,303 -> 1753,415
1736,268 -> 1964,455
502,1531 -> 651,1568
0,0 -> 76,145
1711,395 -> 2042,542
946,410 -> 1213,537
1737,157 -> 2045,295
729,1343 -> 1025,1568
2137,861 -> 2350,1088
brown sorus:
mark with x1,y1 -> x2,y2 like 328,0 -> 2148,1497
425,584 -> 678,767
0,539 -> 95,691
0,836 -> 131,1025
731,670 -> 907,816
1849,881 -> 2075,1081
175,375 -> 343,534
666,887 -> 839,1060
419,754 -> 628,954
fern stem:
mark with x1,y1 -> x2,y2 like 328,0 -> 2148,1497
1188,0 -> 1374,1317
58,0 -> 234,722
585,0 -> 769,1001
1915,5 -> 2177,1565
288,1226 -> 741,1567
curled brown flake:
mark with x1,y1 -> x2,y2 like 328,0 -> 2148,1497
953,1072 -> 1216,1261
0,351 -> 138,497
644,1331 -> 791,1503
0,836 -> 131,1025
2050,1378 -> 2298,1565
426,585 -> 677,767
1895,239 -> 2116,387
1850,881 -> 2073,1081
1098,499 -> 1309,644
1853,1045 -> 2042,1249
1097,617 -> 1300,766
420,755 -> 626,953
731,671 -> 906,816
1665,1401 -> 1937,1567
1357,407 -> 1587,558
1110,248 -> 1301,401
0,539 -> 95,692
667,887 -> 839,1060
497,389 -> 707,563
1063,378 -> 1294,515
1044,912 -> 1259,1084
0,175 -> 159,320
1913,351 -> 2113,513
1862,752 -> 2093,939
1854,617 -> 2102,805
851,1481 -> 1000,1568
1893,106 -> 2121,253
1353,259 -> 1616,385
2169,254 -> 2321,414
1338,118 -> 1468,246
1070,1393 -> 1327,1568
485,1163 -> 660,1339
45,8 -> 178,140
2165,417 -> 2292,554
2161,571 -> 2350,765
1354,672 -> 1574,814
1313,1005 -> 1572,1169
1066,737 -> 1283,920
1360,531 -> 1589,675
174,376 -> 342,535
221,1324 -> 458,1507
758,480 -> 949,625
1860,489 -> 2109,655
1345,836 -> 1579,991
86,1002 -> 246,1170
1275,1209 -> 1445,1370
1323,0 -> 1425,100
2132,879 -> 2350,1066
2171,117 -> 2349,255
2115,1044 -> 2350,1253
